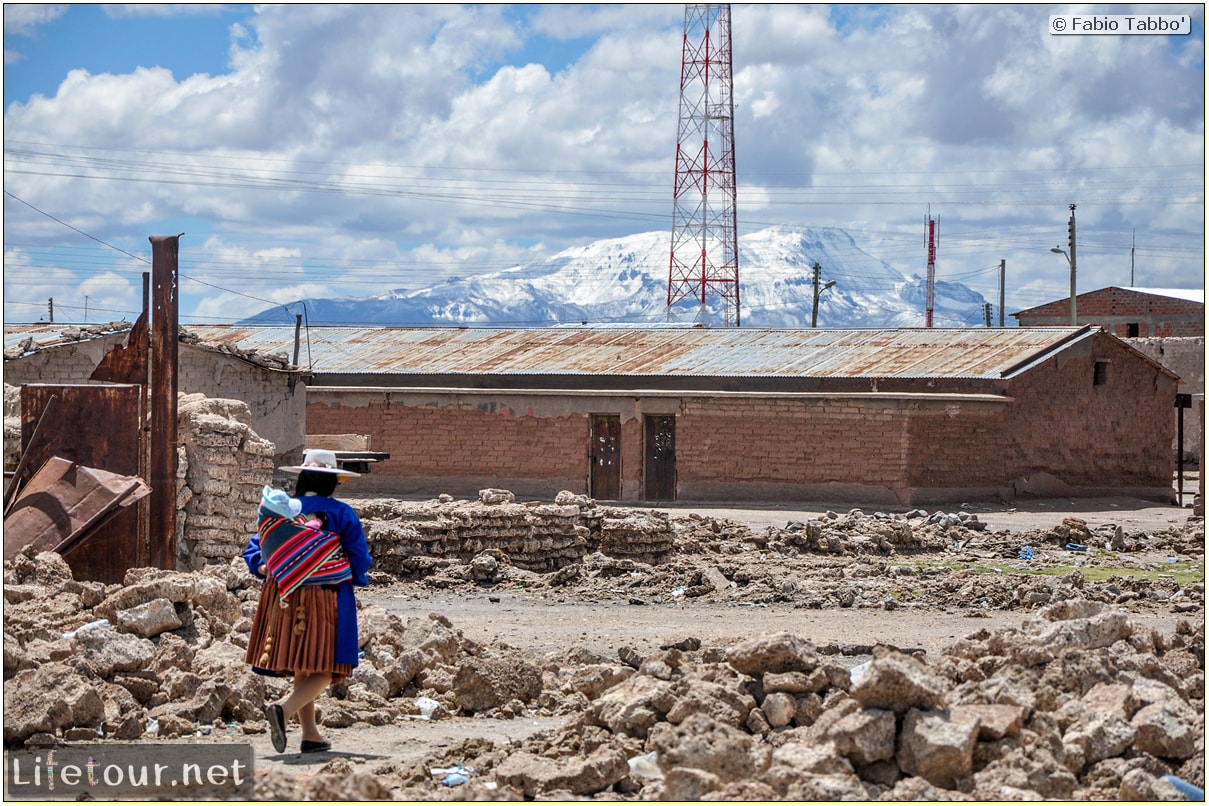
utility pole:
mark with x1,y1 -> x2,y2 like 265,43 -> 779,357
1068,204 -> 1077,326
811,261 -> 835,328
48,297 -> 54,324
1130,229 -> 1135,287
984,303 -> 992,327
998,260 -> 1005,327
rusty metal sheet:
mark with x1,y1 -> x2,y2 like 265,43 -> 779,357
20,384 -> 145,582
183,324 -> 1093,380
3,456 -> 150,562
90,310 -> 149,383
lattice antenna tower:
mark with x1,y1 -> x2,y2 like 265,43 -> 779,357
667,3 -> 740,327
925,209 -> 939,328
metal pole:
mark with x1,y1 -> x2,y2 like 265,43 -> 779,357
998,260 -> 1005,327
149,234 -> 181,570
1068,205 -> 1077,326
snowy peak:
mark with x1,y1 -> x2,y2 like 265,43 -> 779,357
242,226 -> 988,328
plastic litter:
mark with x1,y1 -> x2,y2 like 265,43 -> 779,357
1018,546 -> 1034,560
671,586 -> 687,597
431,765 -> 475,787
1064,543 -> 1088,552
627,751 -> 662,781
849,660 -> 872,686
1161,774 -> 1205,801
63,618 -> 110,640
144,717 -> 160,737
415,696 -> 440,719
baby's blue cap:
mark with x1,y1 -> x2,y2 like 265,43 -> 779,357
261,486 -> 302,519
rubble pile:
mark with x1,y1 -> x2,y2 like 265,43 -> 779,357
384,601 -> 1204,801
2,537 -> 1204,801
179,327 -> 294,371
352,496 -> 1203,617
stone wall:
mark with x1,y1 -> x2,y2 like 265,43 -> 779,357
176,394 -> 276,571
356,489 -> 676,576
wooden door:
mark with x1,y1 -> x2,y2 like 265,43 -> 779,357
644,415 -> 676,500
589,414 -> 621,500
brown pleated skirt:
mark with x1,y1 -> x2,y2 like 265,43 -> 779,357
245,577 -> 352,683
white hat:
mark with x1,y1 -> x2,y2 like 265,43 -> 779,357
280,448 -> 359,478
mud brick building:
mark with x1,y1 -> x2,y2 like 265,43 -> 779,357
1012,287 -> 1204,338
175,324 -> 1179,506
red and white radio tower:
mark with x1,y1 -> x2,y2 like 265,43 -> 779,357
667,3 -> 740,327
924,210 -> 939,328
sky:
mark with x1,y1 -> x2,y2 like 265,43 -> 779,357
2,3 -> 1204,327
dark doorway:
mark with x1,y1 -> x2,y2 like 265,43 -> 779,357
589,414 -> 621,500
644,415 -> 676,501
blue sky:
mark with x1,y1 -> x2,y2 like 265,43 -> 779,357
3,3 -> 1204,326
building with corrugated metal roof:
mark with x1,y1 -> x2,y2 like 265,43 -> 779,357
1012,287 -> 1204,338
172,324 -> 1179,506
3,322 -> 1181,506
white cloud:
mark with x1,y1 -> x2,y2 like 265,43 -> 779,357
2,3 -> 1202,325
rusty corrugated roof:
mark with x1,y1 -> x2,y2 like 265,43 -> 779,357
178,325 -> 1097,380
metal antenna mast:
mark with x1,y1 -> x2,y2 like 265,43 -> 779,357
667,3 -> 740,327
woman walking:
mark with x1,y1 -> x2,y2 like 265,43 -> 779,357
243,449 -> 372,754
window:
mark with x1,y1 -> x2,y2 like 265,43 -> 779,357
1126,323 -> 1140,337
1093,359 -> 1109,386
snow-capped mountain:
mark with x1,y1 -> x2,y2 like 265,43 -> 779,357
241,226 -> 989,328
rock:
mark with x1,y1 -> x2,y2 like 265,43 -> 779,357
1063,710 -> 1138,769
851,649 -> 947,713
761,691 -> 796,727
827,708 -> 896,765
115,597 -> 183,637
951,702 -> 1024,740
453,657 -> 542,712
1082,682 -> 1139,719
589,673 -> 677,739
382,649 -> 425,697
665,680 -> 755,728
74,623 -> 157,677
1131,703 -> 1199,760
494,743 -> 629,797
896,707 -> 981,789
563,664 -> 633,700
4,662 -> 105,744
649,713 -> 771,783
725,632 -> 819,675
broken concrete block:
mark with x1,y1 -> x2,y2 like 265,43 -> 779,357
116,597 -> 183,637
851,649 -> 947,713
453,656 -> 542,712
828,708 -> 896,765
3,662 -> 105,744
896,706 -> 981,789
725,632 -> 819,675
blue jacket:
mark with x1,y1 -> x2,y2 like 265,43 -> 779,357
243,494 -> 372,670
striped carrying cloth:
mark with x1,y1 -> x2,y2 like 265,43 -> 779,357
257,505 -> 353,608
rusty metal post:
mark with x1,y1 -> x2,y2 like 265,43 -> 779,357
149,236 -> 181,569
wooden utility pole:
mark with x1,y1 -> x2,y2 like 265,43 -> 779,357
811,261 -> 835,328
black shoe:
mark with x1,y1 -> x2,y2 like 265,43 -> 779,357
300,739 -> 331,754
266,704 -> 287,753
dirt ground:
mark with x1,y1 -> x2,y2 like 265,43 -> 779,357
240,491 -> 1205,789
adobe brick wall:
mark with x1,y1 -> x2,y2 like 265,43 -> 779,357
306,395 -> 589,498
1126,337 -> 1203,464
1016,288 -> 1203,337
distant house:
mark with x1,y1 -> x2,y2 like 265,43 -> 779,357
182,324 -> 1180,506
3,323 -> 308,466
1012,287 -> 1204,337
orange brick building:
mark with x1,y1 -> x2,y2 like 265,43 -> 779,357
1012,287 -> 1204,338
183,324 -> 1178,507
